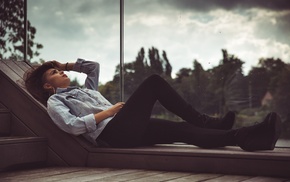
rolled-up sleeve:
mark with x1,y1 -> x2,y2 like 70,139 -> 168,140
73,58 -> 100,91
47,96 -> 97,136
83,114 -> 97,133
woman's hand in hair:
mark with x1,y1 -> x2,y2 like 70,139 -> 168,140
50,60 -> 66,71
50,60 -> 75,71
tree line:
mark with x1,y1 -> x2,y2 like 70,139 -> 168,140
99,47 -> 290,128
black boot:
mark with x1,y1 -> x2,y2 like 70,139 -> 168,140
235,112 -> 282,152
197,111 -> 236,130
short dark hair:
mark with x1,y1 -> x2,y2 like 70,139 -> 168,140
24,62 -> 55,106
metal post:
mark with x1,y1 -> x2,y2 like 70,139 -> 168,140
24,0 -> 28,62
120,0 -> 124,101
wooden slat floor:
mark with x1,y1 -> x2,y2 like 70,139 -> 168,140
0,167 -> 289,182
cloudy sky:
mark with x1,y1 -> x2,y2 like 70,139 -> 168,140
28,0 -> 290,84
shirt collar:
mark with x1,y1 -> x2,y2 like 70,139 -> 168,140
56,86 -> 78,94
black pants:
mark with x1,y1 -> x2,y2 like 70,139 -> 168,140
99,74 -> 237,148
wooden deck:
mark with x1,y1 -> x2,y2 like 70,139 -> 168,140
0,167 -> 289,182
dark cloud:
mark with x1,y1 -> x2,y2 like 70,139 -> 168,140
161,0 -> 290,11
280,13 -> 290,30
156,0 -> 290,48
271,13 -> 290,44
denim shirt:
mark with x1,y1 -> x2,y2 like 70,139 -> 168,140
47,58 -> 113,146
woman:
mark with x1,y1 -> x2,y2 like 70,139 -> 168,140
25,58 -> 281,151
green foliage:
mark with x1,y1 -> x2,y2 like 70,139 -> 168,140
99,81 -> 120,104
100,47 -> 290,137
173,50 -> 246,115
110,47 -> 173,99
272,69 -> 290,120
0,0 -> 43,61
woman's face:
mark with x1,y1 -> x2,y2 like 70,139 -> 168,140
43,68 -> 71,91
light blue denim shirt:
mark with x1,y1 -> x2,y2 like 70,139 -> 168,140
47,58 -> 113,146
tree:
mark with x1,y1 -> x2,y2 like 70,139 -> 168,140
259,58 -> 286,93
207,49 -> 244,114
162,51 -> 172,78
175,68 -> 192,83
248,67 -> 270,108
248,58 -> 286,108
272,69 -> 290,120
148,47 -> 163,75
225,68 -> 249,111
100,47 -> 175,118
99,81 -> 119,104
0,0 -> 43,61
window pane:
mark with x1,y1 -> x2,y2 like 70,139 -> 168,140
123,0 -> 290,147
27,0 -> 120,85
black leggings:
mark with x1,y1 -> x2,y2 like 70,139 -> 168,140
99,74 -> 237,148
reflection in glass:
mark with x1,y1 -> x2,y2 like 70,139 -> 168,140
114,1 -> 290,147
25,0 -> 290,147
0,0 -> 42,61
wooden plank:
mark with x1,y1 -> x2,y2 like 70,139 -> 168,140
167,173 -> 223,182
95,169 -> 163,182
0,167 -> 288,182
88,144 -> 290,162
204,174 -> 252,182
87,148 -> 290,178
0,137 -> 47,170
243,176 -> 288,182
26,168 -> 115,182
88,145 -> 290,161
0,136 -> 46,144
124,171 -> 192,182
0,65 -> 45,108
0,167 -> 86,181
13,60 -> 32,72
2,60 -> 25,79
2,60 -> 28,90
58,169 -> 147,182
0,109 -> 10,136
0,61 -> 22,84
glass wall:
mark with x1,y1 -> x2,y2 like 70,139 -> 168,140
27,0 -> 120,85
23,0 -> 290,147
121,0 -> 290,147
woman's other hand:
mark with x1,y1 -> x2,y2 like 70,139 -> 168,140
94,102 -> 125,124
107,102 -> 125,116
